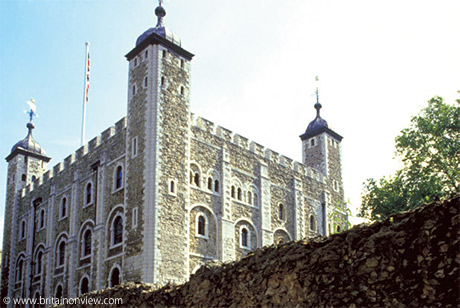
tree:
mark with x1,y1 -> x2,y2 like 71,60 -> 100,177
359,96 -> 460,221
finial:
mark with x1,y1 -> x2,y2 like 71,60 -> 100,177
314,76 -> 322,117
26,98 -> 37,123
155,0 -> 166,28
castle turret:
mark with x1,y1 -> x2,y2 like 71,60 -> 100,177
300,81 -> 345,234
123,2 -> 194,284
1,100 -> 50,300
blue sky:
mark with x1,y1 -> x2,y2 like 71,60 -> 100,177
1,0 -> 459,244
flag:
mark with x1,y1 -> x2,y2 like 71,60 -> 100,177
85,51 -> 90,102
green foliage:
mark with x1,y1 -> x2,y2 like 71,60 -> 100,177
360,96 -> 460,221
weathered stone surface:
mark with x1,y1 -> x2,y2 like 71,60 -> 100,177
61,195 -> 459,308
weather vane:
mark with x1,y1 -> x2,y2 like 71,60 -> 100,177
26,98 -> 37,122
159,0 -> 163,5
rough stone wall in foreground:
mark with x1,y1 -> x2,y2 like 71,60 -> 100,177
65,195 -> 460,308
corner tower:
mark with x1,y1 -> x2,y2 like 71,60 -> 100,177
123,2 -> 194,284
1,101 -> 50,300
300,81 -> 344,209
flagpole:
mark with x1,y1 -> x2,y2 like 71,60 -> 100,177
81,42 -> 90,146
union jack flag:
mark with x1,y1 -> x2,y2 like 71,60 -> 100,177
85,52 -> 90,101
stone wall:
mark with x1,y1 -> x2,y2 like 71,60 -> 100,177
64,195 -> 459,308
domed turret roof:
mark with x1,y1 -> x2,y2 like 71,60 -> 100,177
10,122 -> 46,156
136,3 -> 181,47
304,102 -> 328,134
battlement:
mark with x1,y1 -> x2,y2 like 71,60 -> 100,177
21,117 -> 127,195
192,115 -> 326,183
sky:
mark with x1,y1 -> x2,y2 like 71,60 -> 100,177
1,0 -> 459,245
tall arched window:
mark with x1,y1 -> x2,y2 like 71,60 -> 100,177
194,173 -> 200,187
237,188 -> 242,201
20,220 -> 26,239
115,166 -> 123,190
57,240 -> 66,267
247,191 -> 252,205
85,183 -> 92,205
110,267 -> 120,287
231,186 -> 236,198
35,250 -> 43,275
113,216 -> 123,246
214,180 -> 219,193
207,177 -> 213,190
197,215 -> 206,236
80,277 -> 89,295
82,229 -> 92,257
16,259 -> 24,282
55,285 -> 63,299
241,228 -> 249,248
60,197 -> 67,218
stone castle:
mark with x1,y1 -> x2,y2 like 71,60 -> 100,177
1,3 -> 346,303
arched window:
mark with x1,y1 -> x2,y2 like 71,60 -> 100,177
214,180 -> 219,193
180,86 -> 185,95
39,209 -> 45,229
115,166 -> 123,190
310,215 -> 316,231
113,216 -> 123,246
110,267 -> 120,287
253,193 -> 258,207
55,285 -> 63,299
80,277 -> 89,295
241,228 -> 249,248
85,183 -> 92,205
194,173 -> 200,187
132,84 -> 136,95
35,250 -> 43,275
278,203 -> 285,221
82,229 -> 92,257
207,177 -> 213,190
237,188 -> 242,201
231,186 -> 236,198
60,197 -> 67,218
197,215 -> 206,236
21,174 -> 26,181
161,76 -> 165,87
247,191 -> 252,205
57,240 -> 66,267
144,76 -> 148,87
336,225 -> 341,233
16,259 -> 24,282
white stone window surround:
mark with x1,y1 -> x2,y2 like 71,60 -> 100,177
195,213 -> 209,239
15,254 -> 26,283
132,136 -> 138,158
239,225 -> 251,250
109,211 -> 124,249
79,274 -> 91,296
38,208 -> 46,231
83,180 -> 95,208
33,245 -> 45,276
79,222 -> 94,260
309,137 -> 317,148
55,237 -> 67,269
19,218 -> 27,240
278,203 -> 286,222
189,162 -> 203,188
132,207 -> 138,228
112,163 -> 125,193
168,179 -> 177,196
309,214 -> 317,232
206,169 -> 221,195
54,283 -> 64,298
108,263 -> 123,287
58,196 -> 69,221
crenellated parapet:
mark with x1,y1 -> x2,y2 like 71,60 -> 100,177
18,117 -> 127,195
191,115 -> 326,183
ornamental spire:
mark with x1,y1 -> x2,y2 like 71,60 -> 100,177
314,76 -> 322,117
155,0 -> 166,28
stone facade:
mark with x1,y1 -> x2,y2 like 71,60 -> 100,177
1,5 -> 346,305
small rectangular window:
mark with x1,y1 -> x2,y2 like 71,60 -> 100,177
132,207 -> 138,228
180,59 -> 185,69
132,137 -> 138,158
145,50 -> 148,59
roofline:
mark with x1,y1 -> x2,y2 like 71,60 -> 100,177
6,148 -> 51,163
300,126 -> 343,141
125,31 -> 194,61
